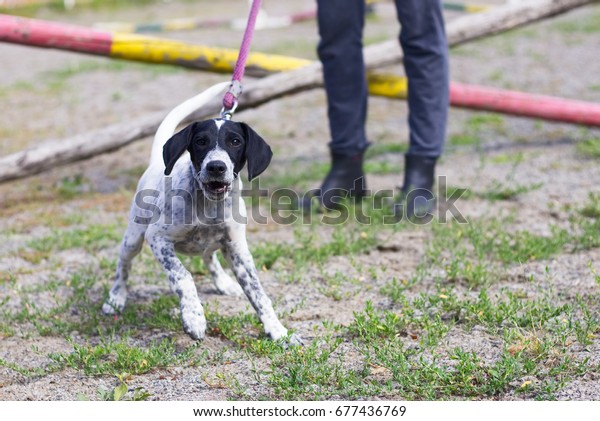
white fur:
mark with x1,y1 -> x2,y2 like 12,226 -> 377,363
151,81 -> 230,167
214,119 -> 226,131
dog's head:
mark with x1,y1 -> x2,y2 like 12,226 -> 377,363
163,119 -> 272,201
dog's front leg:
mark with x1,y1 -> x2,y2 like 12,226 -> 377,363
222,239 -> 302,346
146,228 -> 206,340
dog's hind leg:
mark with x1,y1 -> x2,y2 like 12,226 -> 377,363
204,252 -> 244,296
102,224 -> 145,315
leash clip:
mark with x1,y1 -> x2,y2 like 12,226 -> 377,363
220,100 -> 238,120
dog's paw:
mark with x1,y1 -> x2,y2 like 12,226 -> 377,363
266,325 -> 303,348
285,333 -> 304,348
181,307 -> 207,341
271,333 -> 304,349
102,298 -> 125,315
213,274 -> 245,297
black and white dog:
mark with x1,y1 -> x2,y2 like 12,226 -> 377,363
103,82 -> 301,345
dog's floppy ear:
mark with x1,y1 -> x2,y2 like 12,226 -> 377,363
240,122 -> 272,181
163,124 -> 193,175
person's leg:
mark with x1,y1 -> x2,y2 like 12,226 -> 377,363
394,0 -> 449,219
396,0 -> 448,159
317,0 -> 369,156
306,0 -> 368,210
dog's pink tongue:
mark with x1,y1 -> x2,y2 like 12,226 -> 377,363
207,182 -> 227,193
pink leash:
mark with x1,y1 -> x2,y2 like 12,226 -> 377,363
221,0 -> 262,119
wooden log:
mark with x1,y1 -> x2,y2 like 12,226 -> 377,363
0,0 -> 595,183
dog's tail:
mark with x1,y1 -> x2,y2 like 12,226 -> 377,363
150,81 -> 230,167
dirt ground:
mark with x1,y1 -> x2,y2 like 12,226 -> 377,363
0,0 -> 599,401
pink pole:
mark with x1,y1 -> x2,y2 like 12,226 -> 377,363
0,14 -> 112,55
450,82 -> 600,127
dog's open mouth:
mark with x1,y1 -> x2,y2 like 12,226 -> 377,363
203,181 -> 230,195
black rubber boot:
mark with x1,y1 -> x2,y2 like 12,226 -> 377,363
302,152 -> 366,211
396,155 -> 437,221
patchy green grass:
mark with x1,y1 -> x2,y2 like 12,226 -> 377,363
579,192 -> 600,219
449,113 -> 506,148
1,155 -> 598,401
250,222 -> 382,280
1,59 -> 184,97
0,176 -> 600,400
478,180 -> 544,201
261,161 -> 329,189
91,373 -> 152,401
553,9 -> 600,34
25,223 -> 124,255
48,336 -> 202,376
419,205 -> 599,288
365,142 -> 407,159
247,280 -> 598,400
1,0 -> 598,402
576,138 -> 600,159
1,200 -> 598,400
262,146 -> 405,189
1,0 -> 160,15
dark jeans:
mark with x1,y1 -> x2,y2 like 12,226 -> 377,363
317,0 -> 449,158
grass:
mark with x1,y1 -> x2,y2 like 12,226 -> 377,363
1,149 -> 599,401
553,9 -> 600,34
262,144 -> 405,190
477,180 -> 544,201
18,223 -> 123,264
1,207 -> 598,400
248,222 -> 382,282
576,138 -> 600,159
448,113 -> 506,149
1,0 -> 161,15
0,59 -> 184,102
48,337 -> 202,376
0,116 -> 600,400
1,0 -> 598,402
417,203 -> 600,288
93,373 -> 153,401
245,279 -> 598,400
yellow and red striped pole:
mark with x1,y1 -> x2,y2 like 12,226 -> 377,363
368,73 -> 600,127
95,9 -> 318,34
1,14 -> 600,127
0,14 -> 309,76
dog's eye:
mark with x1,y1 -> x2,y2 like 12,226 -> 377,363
230,138 -> 242,147
195,137 -> 209,146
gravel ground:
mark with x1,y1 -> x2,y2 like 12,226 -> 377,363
0,0 -> 599,401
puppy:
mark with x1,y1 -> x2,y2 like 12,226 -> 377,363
103,82 -> 300,345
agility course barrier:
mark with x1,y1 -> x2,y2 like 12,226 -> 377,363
0,14 -> 309,77
94,2 -> 490,34
0,0 -> 597,183
94,8 -> 317,34
0,0 -> 491,14
2,8 -> 599,127
369,73 -> 600,127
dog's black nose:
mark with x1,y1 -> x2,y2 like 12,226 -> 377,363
206,160 -> 227,175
